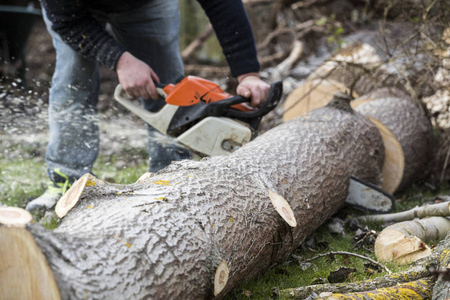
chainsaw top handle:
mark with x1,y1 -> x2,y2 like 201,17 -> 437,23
218,81 -> 283,119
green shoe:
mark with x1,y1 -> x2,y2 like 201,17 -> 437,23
26,169 -> 72,212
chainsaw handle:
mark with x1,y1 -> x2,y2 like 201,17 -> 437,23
114,82 -> 168,100
222,81 -> 283,119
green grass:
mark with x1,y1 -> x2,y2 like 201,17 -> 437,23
0,148 -> 149,209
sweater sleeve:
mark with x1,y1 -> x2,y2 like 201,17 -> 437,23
197,0 -> 260,77
40,0 -> 126,70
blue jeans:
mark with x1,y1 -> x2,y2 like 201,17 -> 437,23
43,0 -> 191,183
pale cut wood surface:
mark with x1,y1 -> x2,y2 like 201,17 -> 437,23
375,217 -> 450,264
0,227 -> 60,300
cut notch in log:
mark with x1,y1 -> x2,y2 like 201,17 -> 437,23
268,189 -> 297,227
0,207 -> 32,227
214,260 -> 229,296
55,173 -> 107,218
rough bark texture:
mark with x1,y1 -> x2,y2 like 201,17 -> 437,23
27,102 -> 386,300
352,88 -> 435,191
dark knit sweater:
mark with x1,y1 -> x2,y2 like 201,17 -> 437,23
40,0 -> 260,77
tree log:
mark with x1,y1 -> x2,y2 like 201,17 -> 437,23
352,89 -> 435,191
2,92 -> 433,299
374,217 -> 450,264
284,87 -> 433,193
0,208 -> 60,300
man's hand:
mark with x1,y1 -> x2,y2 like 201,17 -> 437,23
236,72 -> 270,107
116,52 -> 160,99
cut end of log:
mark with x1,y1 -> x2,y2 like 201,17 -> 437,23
364,116 -> 404,194
282,79 -> 352,122
55,173 -> 105,219
268,189 -> 297,227
214,260 -> 229,296
0,227 -> 61,300
375,229 -> 431,264
0,207 -> 32,227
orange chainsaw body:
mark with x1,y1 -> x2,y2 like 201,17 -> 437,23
163,76 -> 251,111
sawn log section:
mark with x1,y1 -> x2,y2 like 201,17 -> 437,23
7,92 -> 432,299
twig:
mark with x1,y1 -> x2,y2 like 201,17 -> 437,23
270,40 -> 304,81
294,250 -> 392,274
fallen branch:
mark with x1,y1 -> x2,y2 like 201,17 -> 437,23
270,40 -> 304,82
277,264 -> 429,299
359,202 -> 450,223
319,277 -> 434,299
294,250 -> 391,274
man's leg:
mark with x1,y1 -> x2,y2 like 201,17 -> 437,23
26,8 -> 101,211
108,0 -> 191,172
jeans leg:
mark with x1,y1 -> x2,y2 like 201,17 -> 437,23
43,9 -> 100,183
108,0 -> 191,172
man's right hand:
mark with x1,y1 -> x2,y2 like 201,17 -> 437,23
116,51 -> 160,100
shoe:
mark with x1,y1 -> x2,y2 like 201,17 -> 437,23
26,169 -> 72,212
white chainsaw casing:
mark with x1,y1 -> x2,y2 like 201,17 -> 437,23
176,117 -> 252,156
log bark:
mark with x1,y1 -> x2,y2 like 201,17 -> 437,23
3,91 -> 433,299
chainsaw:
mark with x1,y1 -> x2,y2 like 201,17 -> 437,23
114,76 -> 283,156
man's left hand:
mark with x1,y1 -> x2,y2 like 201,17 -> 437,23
236,73 -> 270,107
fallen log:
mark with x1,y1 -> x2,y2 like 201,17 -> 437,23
2,91 -> 433,299
374,217 -> 450,265
0,208 -> 60,300
284,87 -> 434,193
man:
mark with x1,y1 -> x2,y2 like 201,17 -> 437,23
26,0 -> 270,212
